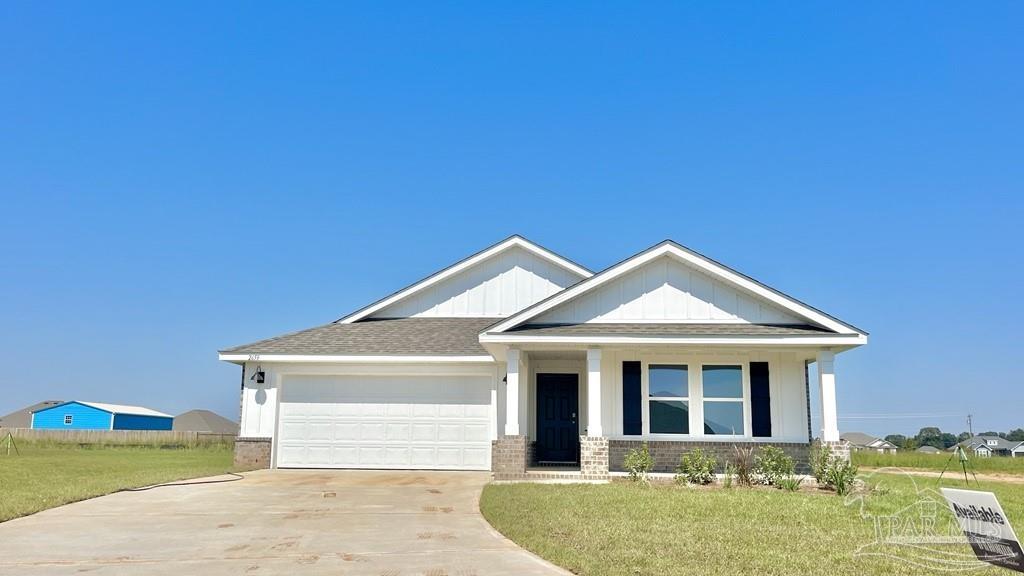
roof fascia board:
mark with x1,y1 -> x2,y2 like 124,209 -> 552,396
478,333 -> 867,346
487,241 -> 864,336
218,353 -> 496,364
337,235 -> 592,324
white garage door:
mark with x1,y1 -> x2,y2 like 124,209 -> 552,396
276,374 -> 492,470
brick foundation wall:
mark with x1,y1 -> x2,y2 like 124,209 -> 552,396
491,435 -> 528,479
234,437 -> 272,469
580,436 -> 609,479
609,440 -> 812,474
815,439 -> 851,464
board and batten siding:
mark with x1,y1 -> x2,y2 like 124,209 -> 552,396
31,402 -> 113,430
369,246 -> 583,318
535,256 -> 803,324
600,349 -> 810,443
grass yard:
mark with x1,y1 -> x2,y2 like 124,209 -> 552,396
481,474 -> 1024,576
853,450 -> 1024,474
0,442 -> 234,522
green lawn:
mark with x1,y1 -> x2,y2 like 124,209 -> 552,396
481,474 -> 1024,576
0,442 -> 235,522
853,450 -> 1024,474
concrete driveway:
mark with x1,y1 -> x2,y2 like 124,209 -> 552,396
0,470 -> 568,576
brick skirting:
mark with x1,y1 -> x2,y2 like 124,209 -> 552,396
580,436 -> 609,478
491,435 -> 529,479
609,439 -> 813,474
815,439 -> 851,463
234,437 -> 272,469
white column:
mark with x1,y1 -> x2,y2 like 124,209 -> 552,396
817,350 -> 840,442
586,348 -> 603,437
504,348 -> 521,436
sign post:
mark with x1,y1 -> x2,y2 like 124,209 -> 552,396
942,488 -> 1024,573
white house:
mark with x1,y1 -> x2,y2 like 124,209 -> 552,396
840,432 -> 898,454
219,236 -> 867,478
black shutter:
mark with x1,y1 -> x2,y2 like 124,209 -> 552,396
622,361 -> 642,435
750,361 -> 772,437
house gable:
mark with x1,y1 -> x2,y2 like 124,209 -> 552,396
341,236 -> 591,322
489,240 -> 865,335
534,255 -> 803,325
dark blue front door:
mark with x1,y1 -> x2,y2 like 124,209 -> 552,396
536,373 -> 580,464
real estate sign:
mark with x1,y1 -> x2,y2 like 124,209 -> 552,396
941,488 -> 1024,573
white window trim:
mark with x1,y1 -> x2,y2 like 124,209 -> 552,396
637,353 -> 753,440
699,363 -> 750,438
644,363 -> 690,436
63,414 -> 73,425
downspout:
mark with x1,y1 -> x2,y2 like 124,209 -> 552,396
804,360 -> 813,443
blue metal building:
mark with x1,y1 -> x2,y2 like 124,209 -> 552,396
31,401 -> 173,430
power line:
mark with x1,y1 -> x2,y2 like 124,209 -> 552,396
838,413 -> 964,420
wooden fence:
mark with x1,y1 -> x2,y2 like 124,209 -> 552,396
0,428 -> 236,445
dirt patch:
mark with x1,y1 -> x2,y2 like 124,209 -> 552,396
860,467 -> 1024,484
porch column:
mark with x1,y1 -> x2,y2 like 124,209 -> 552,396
504,348 -> 521,436
586,348 -> 603,437
817,350 -> 840,442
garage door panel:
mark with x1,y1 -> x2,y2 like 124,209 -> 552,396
277,374 -> 492,470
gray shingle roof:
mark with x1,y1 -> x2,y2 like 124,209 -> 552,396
221,317 -> 495,356
173,410 -> 239,434
500,323 -> 834,337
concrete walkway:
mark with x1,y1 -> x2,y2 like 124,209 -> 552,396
0,470 -> 569,576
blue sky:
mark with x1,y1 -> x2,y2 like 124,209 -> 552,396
2,3 -> 1021,437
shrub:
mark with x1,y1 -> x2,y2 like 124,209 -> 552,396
778,475 -> 802,492
810,444 -> 833,483
721,463 -> 734,488
730,445 -> 755,486
675,448 -> 717,485
624,442 -> 654,484
824,458 -> 859,496
753,446 -> 795,486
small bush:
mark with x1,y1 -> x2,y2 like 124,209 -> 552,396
675,448 -> 717,485
730,445 -> 755,486
778,475 -> 803,492
754,446 -> 795,486
810,444 -> 833,483
624,442 -> 654,484
824,458 -> 859,496
721,462 -> 734,488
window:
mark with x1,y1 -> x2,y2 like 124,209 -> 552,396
702,365 -> 744,435
648,364 -> 688,434
63,414 -> 73,426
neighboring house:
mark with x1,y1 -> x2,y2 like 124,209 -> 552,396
219,236 -> 868,477
173,410 -> 239,434
840,432 -> 898,453
1013,442 -> 1024,458
959,435 -> 1019,458
31,401 -> 173,430
916,445 -> 941,454
0,400 -> 63,428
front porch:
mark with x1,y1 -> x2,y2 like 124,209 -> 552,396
491,346 -> 848,480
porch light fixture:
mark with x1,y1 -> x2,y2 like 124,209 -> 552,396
251,365 -> 266,384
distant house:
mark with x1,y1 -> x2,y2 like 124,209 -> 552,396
840,432 -> 898,453
173,410 -> 238,434
916,445 -> 942,455
959,435 -> 1020,458
31,401 -> 172,431
0,401 -> 63,428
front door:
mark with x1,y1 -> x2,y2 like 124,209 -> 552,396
535,373 -> 580,464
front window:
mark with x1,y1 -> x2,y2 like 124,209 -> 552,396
702,365 -> 744,435
63,414 -> 73,425
648,364 -> 688,434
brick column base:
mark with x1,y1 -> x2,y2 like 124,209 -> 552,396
234,437 -> 271,469
492,435 -> 528,480
579,436 -> 609,480
815,439 -> 851,463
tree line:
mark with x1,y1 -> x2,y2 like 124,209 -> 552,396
884,427 -> 1024,450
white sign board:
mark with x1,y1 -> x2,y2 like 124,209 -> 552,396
942,488 -> 1024,573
